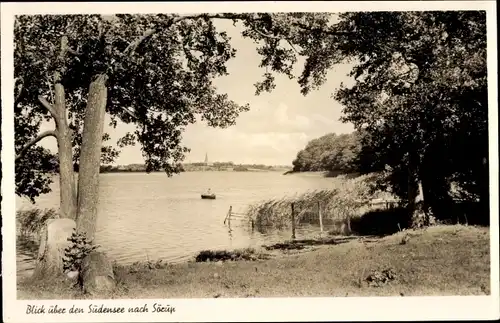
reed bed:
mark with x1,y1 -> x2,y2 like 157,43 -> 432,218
246,174 -> 397,232
16,208 -> 58,239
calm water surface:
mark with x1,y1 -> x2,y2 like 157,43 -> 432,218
16,171 -> 337,265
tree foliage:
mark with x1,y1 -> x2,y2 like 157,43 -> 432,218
292,131 -> 362,173
14,14 -> 256,201
274,11 -> 487,221
332,12 -> 487,218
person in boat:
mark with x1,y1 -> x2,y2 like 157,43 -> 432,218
206,188 -> 212,195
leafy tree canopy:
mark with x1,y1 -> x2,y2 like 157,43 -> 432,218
284,11 -> 487,208
292,131 -> 362,173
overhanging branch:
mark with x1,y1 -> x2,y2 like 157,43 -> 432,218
38,96 -> 58,118
123,28 -> 158,56
251,27 -> 286,40
287,40 -> 300,54
293,22 -> 352,37
15,130 -> 58,162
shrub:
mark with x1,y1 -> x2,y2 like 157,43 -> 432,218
365,268 -> 398,287
62,230 -> 99,273
124,259 -> 169,273
195,248 -> 268,262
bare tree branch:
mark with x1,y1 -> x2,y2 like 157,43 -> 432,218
67,48 -> 81,56
292,22 -> 352,36
59,36 -> 69,61
287,39 -> 300,55
42,73 -> 55,104
123,28 -> 158,56
15,130 -> 58,162
251,27 -> 285,40
15,77 -> 24,103
121,107 -> 138,120
38,95 -> 58,118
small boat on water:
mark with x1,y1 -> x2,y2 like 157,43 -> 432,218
201,188 -> 216,199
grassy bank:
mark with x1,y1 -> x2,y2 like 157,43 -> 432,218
17,225 -> 490,299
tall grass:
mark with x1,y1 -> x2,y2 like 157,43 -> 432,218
17,208 -> 58,240
247,174 -> 397,233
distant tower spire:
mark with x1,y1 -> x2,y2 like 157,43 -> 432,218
204,153 -> 208,165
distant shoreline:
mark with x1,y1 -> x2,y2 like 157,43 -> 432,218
283,170 -> 362,178
98,169 -> 290,174
99,163 -> 292,174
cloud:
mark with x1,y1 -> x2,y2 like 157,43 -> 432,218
179,121 -> 312,165
178,94 -> 356,165
233,101 -> 314,135
274,103 -> 311,130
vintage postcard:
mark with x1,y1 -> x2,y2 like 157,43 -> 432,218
1,1 -> 499,322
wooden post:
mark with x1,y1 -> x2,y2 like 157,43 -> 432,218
291,203 -> 296,240
224,205 -> 232,225
318,201 -> 324,234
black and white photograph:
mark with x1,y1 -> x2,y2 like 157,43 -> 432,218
1,1 -> 499,322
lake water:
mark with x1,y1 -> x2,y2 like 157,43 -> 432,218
16,171 -> 338,265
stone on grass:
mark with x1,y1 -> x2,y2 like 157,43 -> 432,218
32,218 -> 76,280
80,251 -> 116,296
66,270 -> 79,280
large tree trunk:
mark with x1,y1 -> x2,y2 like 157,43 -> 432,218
31,82 -> 78,280
423,174 -> 453,222
76,74 -> 108,241
54,83 -> 77,220
478,157 -> 490,225
79,251 -> 116,296
420,153 -> 433,226
406,162 -> 419,227
420,175 -> 432,226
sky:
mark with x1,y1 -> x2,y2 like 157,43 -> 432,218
40,19 -> 356,166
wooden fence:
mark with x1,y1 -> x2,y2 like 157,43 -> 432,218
366,199 -> 400,209
223,206 -> 254,231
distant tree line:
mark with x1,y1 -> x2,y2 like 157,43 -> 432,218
97,162 -> 287,173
